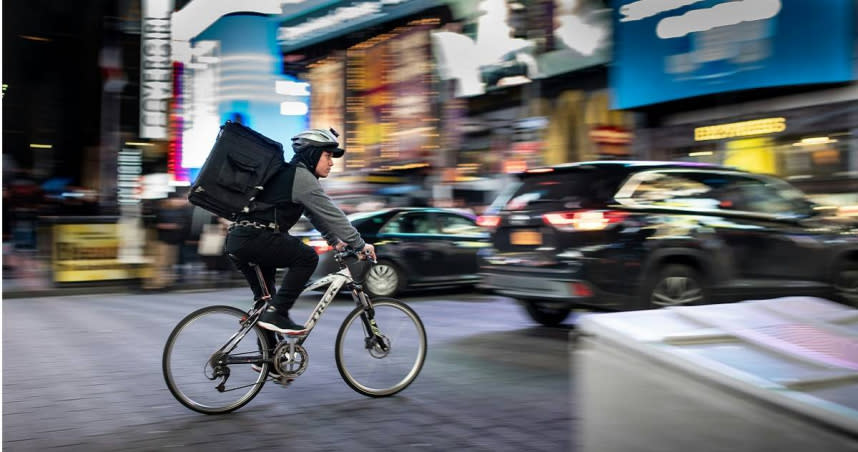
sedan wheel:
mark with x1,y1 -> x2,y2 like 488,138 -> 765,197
365,261 -> 403,297
648,265 -> 705,308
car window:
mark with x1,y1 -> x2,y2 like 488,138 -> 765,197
621,172 -> 719,210
438,214 -> 482,236
380,212 -> 439,234
619,170 -> 812,217
499,169 -> 619,211
718,177 -> 811,216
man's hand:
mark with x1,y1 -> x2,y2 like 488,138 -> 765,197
334,240 -> 348,252
360,243 -> 376,262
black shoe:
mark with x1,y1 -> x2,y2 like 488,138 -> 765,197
257,307 -> 307,335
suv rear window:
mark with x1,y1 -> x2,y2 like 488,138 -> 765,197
490,169 -> 623,212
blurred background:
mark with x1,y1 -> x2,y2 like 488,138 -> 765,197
2,0 -> 856,291
3,2 -> 858,451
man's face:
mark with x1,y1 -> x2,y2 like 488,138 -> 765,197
314,151 -> 335,178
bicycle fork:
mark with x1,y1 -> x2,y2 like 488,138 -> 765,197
357,306 -> 390,354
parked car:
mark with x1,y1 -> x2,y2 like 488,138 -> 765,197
306,207 -> 491,297
477,161 -> 858,326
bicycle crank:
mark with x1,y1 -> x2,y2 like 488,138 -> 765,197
272,342 -> 309,385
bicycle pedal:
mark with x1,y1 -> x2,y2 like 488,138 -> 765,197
274,376 -> 296,386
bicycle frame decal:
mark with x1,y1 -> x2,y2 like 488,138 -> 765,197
301,266 -> 352,332
369,318 -> 381,336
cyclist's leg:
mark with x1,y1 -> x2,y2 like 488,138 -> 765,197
252,233 -> 318,312
225,229 -> 267,299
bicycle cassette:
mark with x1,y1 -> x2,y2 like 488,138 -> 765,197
272,342 -> 309,379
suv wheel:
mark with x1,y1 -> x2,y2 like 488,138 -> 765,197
524,303 -> 571,326
833,260 -> 858,307
645,264 -> 705,308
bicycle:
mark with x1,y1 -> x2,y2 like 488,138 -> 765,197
162,248 -> 427,414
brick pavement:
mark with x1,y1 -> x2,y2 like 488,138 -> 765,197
2,289 -> 574,451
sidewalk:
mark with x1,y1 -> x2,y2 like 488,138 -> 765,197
2,267 -> 247,299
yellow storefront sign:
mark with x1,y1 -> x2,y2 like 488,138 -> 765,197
52,223 -> 141,282
694,117 -> 786,141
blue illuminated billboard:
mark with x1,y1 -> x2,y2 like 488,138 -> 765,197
611,0 -> 855,109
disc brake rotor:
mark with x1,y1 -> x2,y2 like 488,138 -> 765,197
368,335 -> 392,359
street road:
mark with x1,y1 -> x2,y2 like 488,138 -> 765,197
3,288 -> 574,451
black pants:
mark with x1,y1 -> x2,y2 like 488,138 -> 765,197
224,227 -> 319,312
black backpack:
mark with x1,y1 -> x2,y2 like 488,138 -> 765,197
188,121 -> 284,220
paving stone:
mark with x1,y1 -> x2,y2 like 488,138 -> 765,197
3,290 -> 573,451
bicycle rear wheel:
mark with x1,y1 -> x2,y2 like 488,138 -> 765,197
335,298 -> 426,397
162,305 -> 270,414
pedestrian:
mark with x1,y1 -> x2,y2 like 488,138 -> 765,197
224,128 -> 376,334
145,189 -> 192,290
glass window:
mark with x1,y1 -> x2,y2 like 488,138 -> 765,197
624,172 -> 719,210
438,214 -> 482,236
621,170 -> 813,217
498,168 -> 624,211
719,176 -> 811,216
380,212 -> 439,234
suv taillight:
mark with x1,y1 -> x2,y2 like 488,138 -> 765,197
476,215 -> 501,229
542,210 -> 628,231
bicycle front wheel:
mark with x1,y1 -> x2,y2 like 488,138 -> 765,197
335,298 -> 427,397
162,305 -> 270,414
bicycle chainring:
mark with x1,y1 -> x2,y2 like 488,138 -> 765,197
272,343 -> 309,378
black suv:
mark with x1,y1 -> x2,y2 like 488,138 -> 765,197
478,161 -> 858,326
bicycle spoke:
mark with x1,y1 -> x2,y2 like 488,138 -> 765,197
163,306 -> 269,414
335,299 -> 426,397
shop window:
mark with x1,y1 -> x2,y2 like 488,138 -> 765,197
778,133 -> 851,179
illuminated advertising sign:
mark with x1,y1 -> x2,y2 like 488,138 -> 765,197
308,56 -> 346,171
180,15 -> 309,181
694,117 -> 786,141
277,0 -> 437,52
612,0 -> 855,109
52,223 -> 141,282
390,27 -> 436,162
140,0 -> 174,139
431,0 -> 611,97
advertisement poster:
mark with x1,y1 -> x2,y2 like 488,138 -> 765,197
431,0 -> 610,97
308,56 -> 346,171
612,0 -> 855,108
346,37 -> 391,168
52,223 -> 140,283
391,27 -> 435,162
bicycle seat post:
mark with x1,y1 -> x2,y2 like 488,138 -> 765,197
228,253 -> 271,304
251,262 -> 271,302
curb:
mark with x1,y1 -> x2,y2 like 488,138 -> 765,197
2,280 -> 248,299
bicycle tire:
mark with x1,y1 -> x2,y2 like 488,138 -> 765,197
335,298 -> 427,397
162,305 -> 270,414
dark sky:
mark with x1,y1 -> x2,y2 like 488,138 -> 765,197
3,1 -> 116,181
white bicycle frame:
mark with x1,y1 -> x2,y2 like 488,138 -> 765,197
298,265 -> 358,333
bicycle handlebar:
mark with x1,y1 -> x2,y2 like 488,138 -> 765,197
333,248 -> 377,265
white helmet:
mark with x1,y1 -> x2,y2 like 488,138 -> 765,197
291,128 -> 344,157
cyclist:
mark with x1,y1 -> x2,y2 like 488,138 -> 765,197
224,128 -> 376,337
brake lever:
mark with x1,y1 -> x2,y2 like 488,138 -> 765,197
362,249 -> 377,265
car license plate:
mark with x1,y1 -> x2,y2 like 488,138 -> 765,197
510,230 -> 542,245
